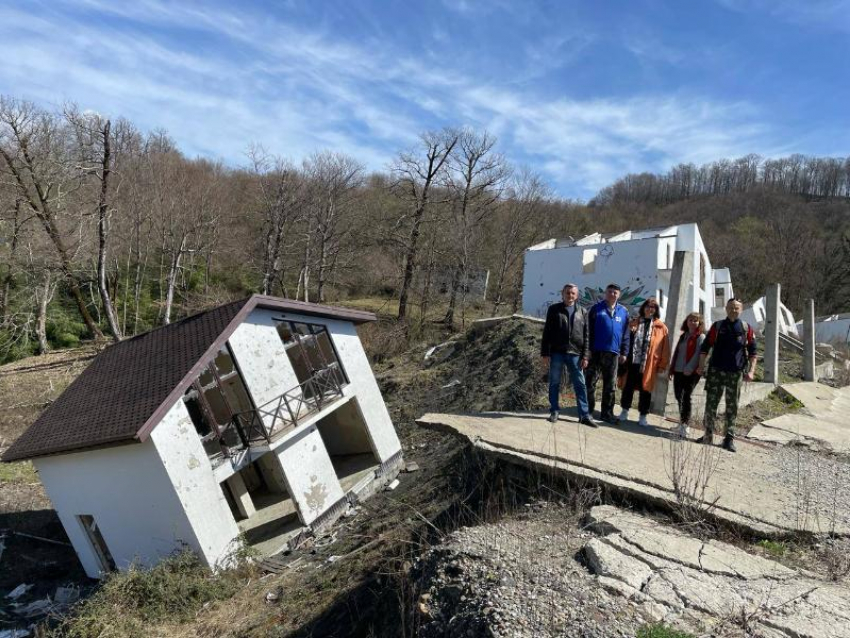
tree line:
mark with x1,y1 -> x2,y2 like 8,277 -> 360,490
1,95 -> 848,362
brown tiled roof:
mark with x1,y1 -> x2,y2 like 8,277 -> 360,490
2,296 -> 376,462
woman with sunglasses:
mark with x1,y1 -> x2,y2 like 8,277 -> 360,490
617,298 -> 670,427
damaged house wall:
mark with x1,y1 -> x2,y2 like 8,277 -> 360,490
522,223 -> 726,322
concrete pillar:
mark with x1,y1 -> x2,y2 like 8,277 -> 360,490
226,472 -> 256,519
651,250 -> 694,415
763,283 -> 781,385
803,298 -> 816,382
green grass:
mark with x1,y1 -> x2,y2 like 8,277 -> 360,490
757,539 -> 789,558
637,624 -> 695,638
0,460 -> 37,484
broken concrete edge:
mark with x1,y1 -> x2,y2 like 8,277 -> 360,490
414,416 -> 807,541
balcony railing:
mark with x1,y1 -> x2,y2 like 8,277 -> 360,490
228,366 -> 346,448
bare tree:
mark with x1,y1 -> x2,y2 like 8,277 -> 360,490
391,127 -> 459,320
490,168 -> 550,314
246,147 -> 305,296
301,151 -> 364,302
442,129 -> 508,325
0,97 -> 104,339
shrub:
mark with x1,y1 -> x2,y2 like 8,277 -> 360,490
637,624 -> 695,638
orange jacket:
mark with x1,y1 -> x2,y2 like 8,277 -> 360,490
617,318 -> 671,392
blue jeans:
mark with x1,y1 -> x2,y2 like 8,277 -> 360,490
548,353 -> 590,418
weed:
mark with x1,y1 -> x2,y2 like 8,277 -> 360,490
0,460 -> 37,483
44,550 -> 254,637
663,423 -> 722,531
636,623 -> 695,638
757,539 -> 788,558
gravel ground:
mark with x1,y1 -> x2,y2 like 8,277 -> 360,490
772,446 -> 850,533
414,502 -> 666,638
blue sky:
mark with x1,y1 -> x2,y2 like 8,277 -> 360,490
1,0 -> 848,199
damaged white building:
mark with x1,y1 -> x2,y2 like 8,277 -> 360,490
2,295 -> 403,578
522,223 -> 734,321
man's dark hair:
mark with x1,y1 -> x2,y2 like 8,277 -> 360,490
606,283 -> 621,291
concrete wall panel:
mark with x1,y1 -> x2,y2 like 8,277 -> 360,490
34,437 -> 198,578
150,401 -> 241,568
273,425 -> 345,524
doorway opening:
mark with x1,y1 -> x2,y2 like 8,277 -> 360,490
314,399 -> 380,493
77,514 -> 116,574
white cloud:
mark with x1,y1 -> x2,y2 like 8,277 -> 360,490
0,1 -> 794,197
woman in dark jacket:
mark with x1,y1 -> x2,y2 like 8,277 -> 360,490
669,312 -> 706,437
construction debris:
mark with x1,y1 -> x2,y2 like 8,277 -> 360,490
5,584 -> 31,600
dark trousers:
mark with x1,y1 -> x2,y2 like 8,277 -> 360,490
620,363 -> 652,414
673,372 -> 701,423
585,351 -> 619,417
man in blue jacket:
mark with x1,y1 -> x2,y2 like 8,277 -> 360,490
585,284 -> 631,423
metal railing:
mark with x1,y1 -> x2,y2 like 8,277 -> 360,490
230,366 -> 346,446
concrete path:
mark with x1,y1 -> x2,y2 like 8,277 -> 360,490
417,410 -> 850,536
585,505 -> 850,637
748,383 -> 850,453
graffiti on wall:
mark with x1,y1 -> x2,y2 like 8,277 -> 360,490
579,284 -> 649,314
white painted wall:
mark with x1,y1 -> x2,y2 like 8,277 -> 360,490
522,236 -> 661,318
522,223 -> 727,323
34,437 -> 200,579
272,424 -> 345,525
795,315 -> 850,346
150,401 -> 241,568
227,310 -> 301,429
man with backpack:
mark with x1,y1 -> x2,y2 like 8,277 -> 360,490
696,298 -> 757,452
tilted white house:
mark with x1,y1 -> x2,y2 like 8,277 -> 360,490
522,223 -> 735,322
795,313 -> 850,347
2,296 -> 403,578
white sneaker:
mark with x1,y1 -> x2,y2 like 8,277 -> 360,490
676,422 -> 688,437
617,408 -> 629,423
638,414 -> 649,428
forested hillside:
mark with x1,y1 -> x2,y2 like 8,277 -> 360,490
1,96 -> 848,362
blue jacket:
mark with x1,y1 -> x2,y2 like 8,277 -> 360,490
587,301 -> 631,356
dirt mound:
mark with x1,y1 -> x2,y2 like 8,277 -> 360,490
376,317 -> 547,430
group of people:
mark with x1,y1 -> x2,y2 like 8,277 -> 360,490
540,283 -> 757,452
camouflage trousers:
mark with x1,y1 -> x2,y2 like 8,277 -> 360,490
703,369 -> 743,437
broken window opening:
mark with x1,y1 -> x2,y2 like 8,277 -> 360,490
582,249 -> 597,274
77,514 -> 116,573
184,345 -> 255,460
275,321 -> 349,396
715,286 -> 725,307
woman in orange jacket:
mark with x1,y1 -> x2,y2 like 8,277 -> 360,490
617,297 -> 671,427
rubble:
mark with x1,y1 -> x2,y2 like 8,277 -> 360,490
584,505 -> 850,637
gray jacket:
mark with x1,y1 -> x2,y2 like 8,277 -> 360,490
541,302 -> 590,360
672,332 -> 705,374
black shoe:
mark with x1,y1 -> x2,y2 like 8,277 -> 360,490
721,436 -> 737,453
579,416 -> 599,428
698,431 -> 714,445
601,412 -> 617,424
548,411 -> 559,423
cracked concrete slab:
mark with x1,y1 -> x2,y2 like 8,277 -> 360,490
418,412 -> 850,535
584,505 -> 850,638
748,383 -> 850,453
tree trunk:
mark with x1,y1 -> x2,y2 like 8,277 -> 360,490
163,240 -> 185,325
96,120 -> 122,342
0,146 -> 104,340
397,204 -> 425,320
35,270 -> 53,355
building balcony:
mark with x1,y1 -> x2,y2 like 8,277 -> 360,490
206,366 -> 347,466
